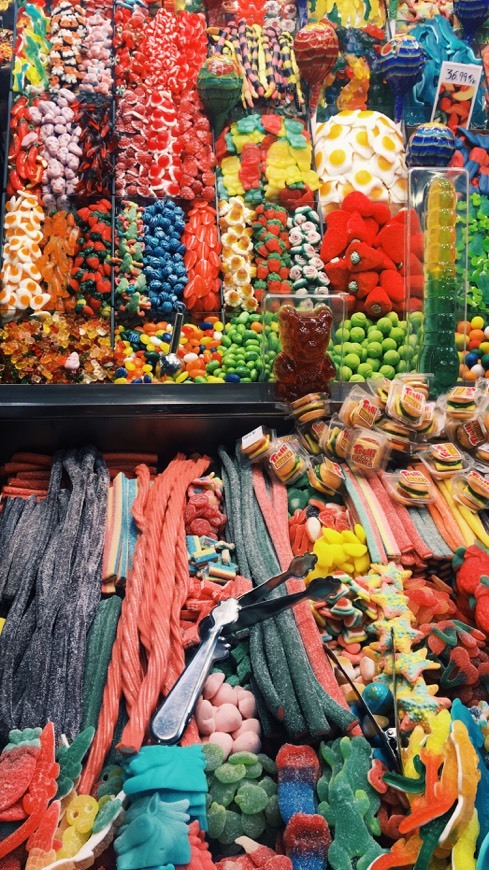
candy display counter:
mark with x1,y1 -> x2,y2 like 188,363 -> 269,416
3,1 -> 489,869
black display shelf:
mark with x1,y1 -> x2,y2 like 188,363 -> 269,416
0,382 -> 349,461
0,383 -> 287,460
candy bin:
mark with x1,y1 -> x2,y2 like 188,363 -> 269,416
261,293 -> 346,397
406,167 -> 469,397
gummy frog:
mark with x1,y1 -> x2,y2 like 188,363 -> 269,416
273,304 -> 336,401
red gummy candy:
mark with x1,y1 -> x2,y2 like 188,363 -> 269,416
0,746 -> 39,812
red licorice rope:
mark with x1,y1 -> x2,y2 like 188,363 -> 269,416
80,456 -> 208,792
118,454 -> 209,754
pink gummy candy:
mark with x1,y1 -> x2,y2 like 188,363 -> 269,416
214,704 -> 242,733
203,673 -> 225,700
208,732 -> 233,759
233,719 -> 261,737
213,684 -> 238,706
238,692 -> 257,719
232,733 -> 261,754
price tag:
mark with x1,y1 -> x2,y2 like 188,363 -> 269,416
431,61 -> 483,128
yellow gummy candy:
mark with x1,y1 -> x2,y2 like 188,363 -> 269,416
221,156 -> 241,173
343,542 -> 368,558
312,542 -> 334,570
402,725 -> 425,781
354,524 -> 367,544
285,168 -> 303,185
340,530 -> 358,544
302,171 -> 320,190
330,544 -> 346,566
66,794 -> 99,834
342,561 -> 355,573
56,827 -> 89,860
425,709 -> 451,756
322,528 -> 343,545
451,810 -> 478,870
353,553 -> 371,575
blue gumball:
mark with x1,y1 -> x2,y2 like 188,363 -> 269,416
362,682 -> 394,715
465,350 -> 479,369
465,351 -> 479,367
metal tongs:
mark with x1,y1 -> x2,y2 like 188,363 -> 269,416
151,554 -> 340,745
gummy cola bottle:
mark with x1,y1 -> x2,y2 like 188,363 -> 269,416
418,176 -> 460,397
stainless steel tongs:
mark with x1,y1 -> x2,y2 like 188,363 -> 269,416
151,554 -> 340,745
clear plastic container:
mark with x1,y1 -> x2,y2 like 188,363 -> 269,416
267,437 -> 310,486
397,373 -> 433,399
320,415 -> 352,460
452,470 -> 489,512
347,427 -> 392,476
386,379 -> 427,429
374,415 -> 414,454
240,426 -> 274,464
440,386 -> 481,421
419,442 -> 473,479
474,442 -> 489,467
367,377 -> 391,409
445,415 -> 487,454
297,421 -> 325,456
412,402 -> 446,441
308,458 -> 344,495
384,469 -> 435,506
289,393 -> 330,425
338,387 -> 382,429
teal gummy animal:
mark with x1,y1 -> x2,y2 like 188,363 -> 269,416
115,794 -> 191,870
124,745 -> 207,795
318,774 -> 384,870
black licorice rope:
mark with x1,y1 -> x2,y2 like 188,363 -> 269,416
0,448 -> 109,740
219,446 -> 355,740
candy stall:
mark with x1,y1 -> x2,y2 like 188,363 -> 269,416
2,0 -> 489,869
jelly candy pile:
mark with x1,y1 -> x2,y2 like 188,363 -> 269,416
217,113 -> 319,204
115,7 -> 215,201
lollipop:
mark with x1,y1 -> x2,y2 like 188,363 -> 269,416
294,21 -> 339,111
197,55 -> 243,136
378,34 -> 425,123
454,0 -> 489,45
406,122 -> 456,168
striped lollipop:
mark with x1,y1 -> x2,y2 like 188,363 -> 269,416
454,0 -> 489,45
378,34 -> 425,124
294,20 -> 339,112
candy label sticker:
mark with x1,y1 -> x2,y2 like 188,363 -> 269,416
242,427 -> 264,450
461,419 -> 485,448
432,443 -> 462,461
399,385 -> 425,418
431,61 -> 483,128
311,420 -> 328,440
351,440 -> 380,470
270,443 -> 295,470
357,398 -> 381,428
323,458 -> 344,479
400,469 -> 429,486
448,387 -> 477,401
467,471 -> 489,498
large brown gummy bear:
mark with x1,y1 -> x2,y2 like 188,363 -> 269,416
273,304 -> 336,401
